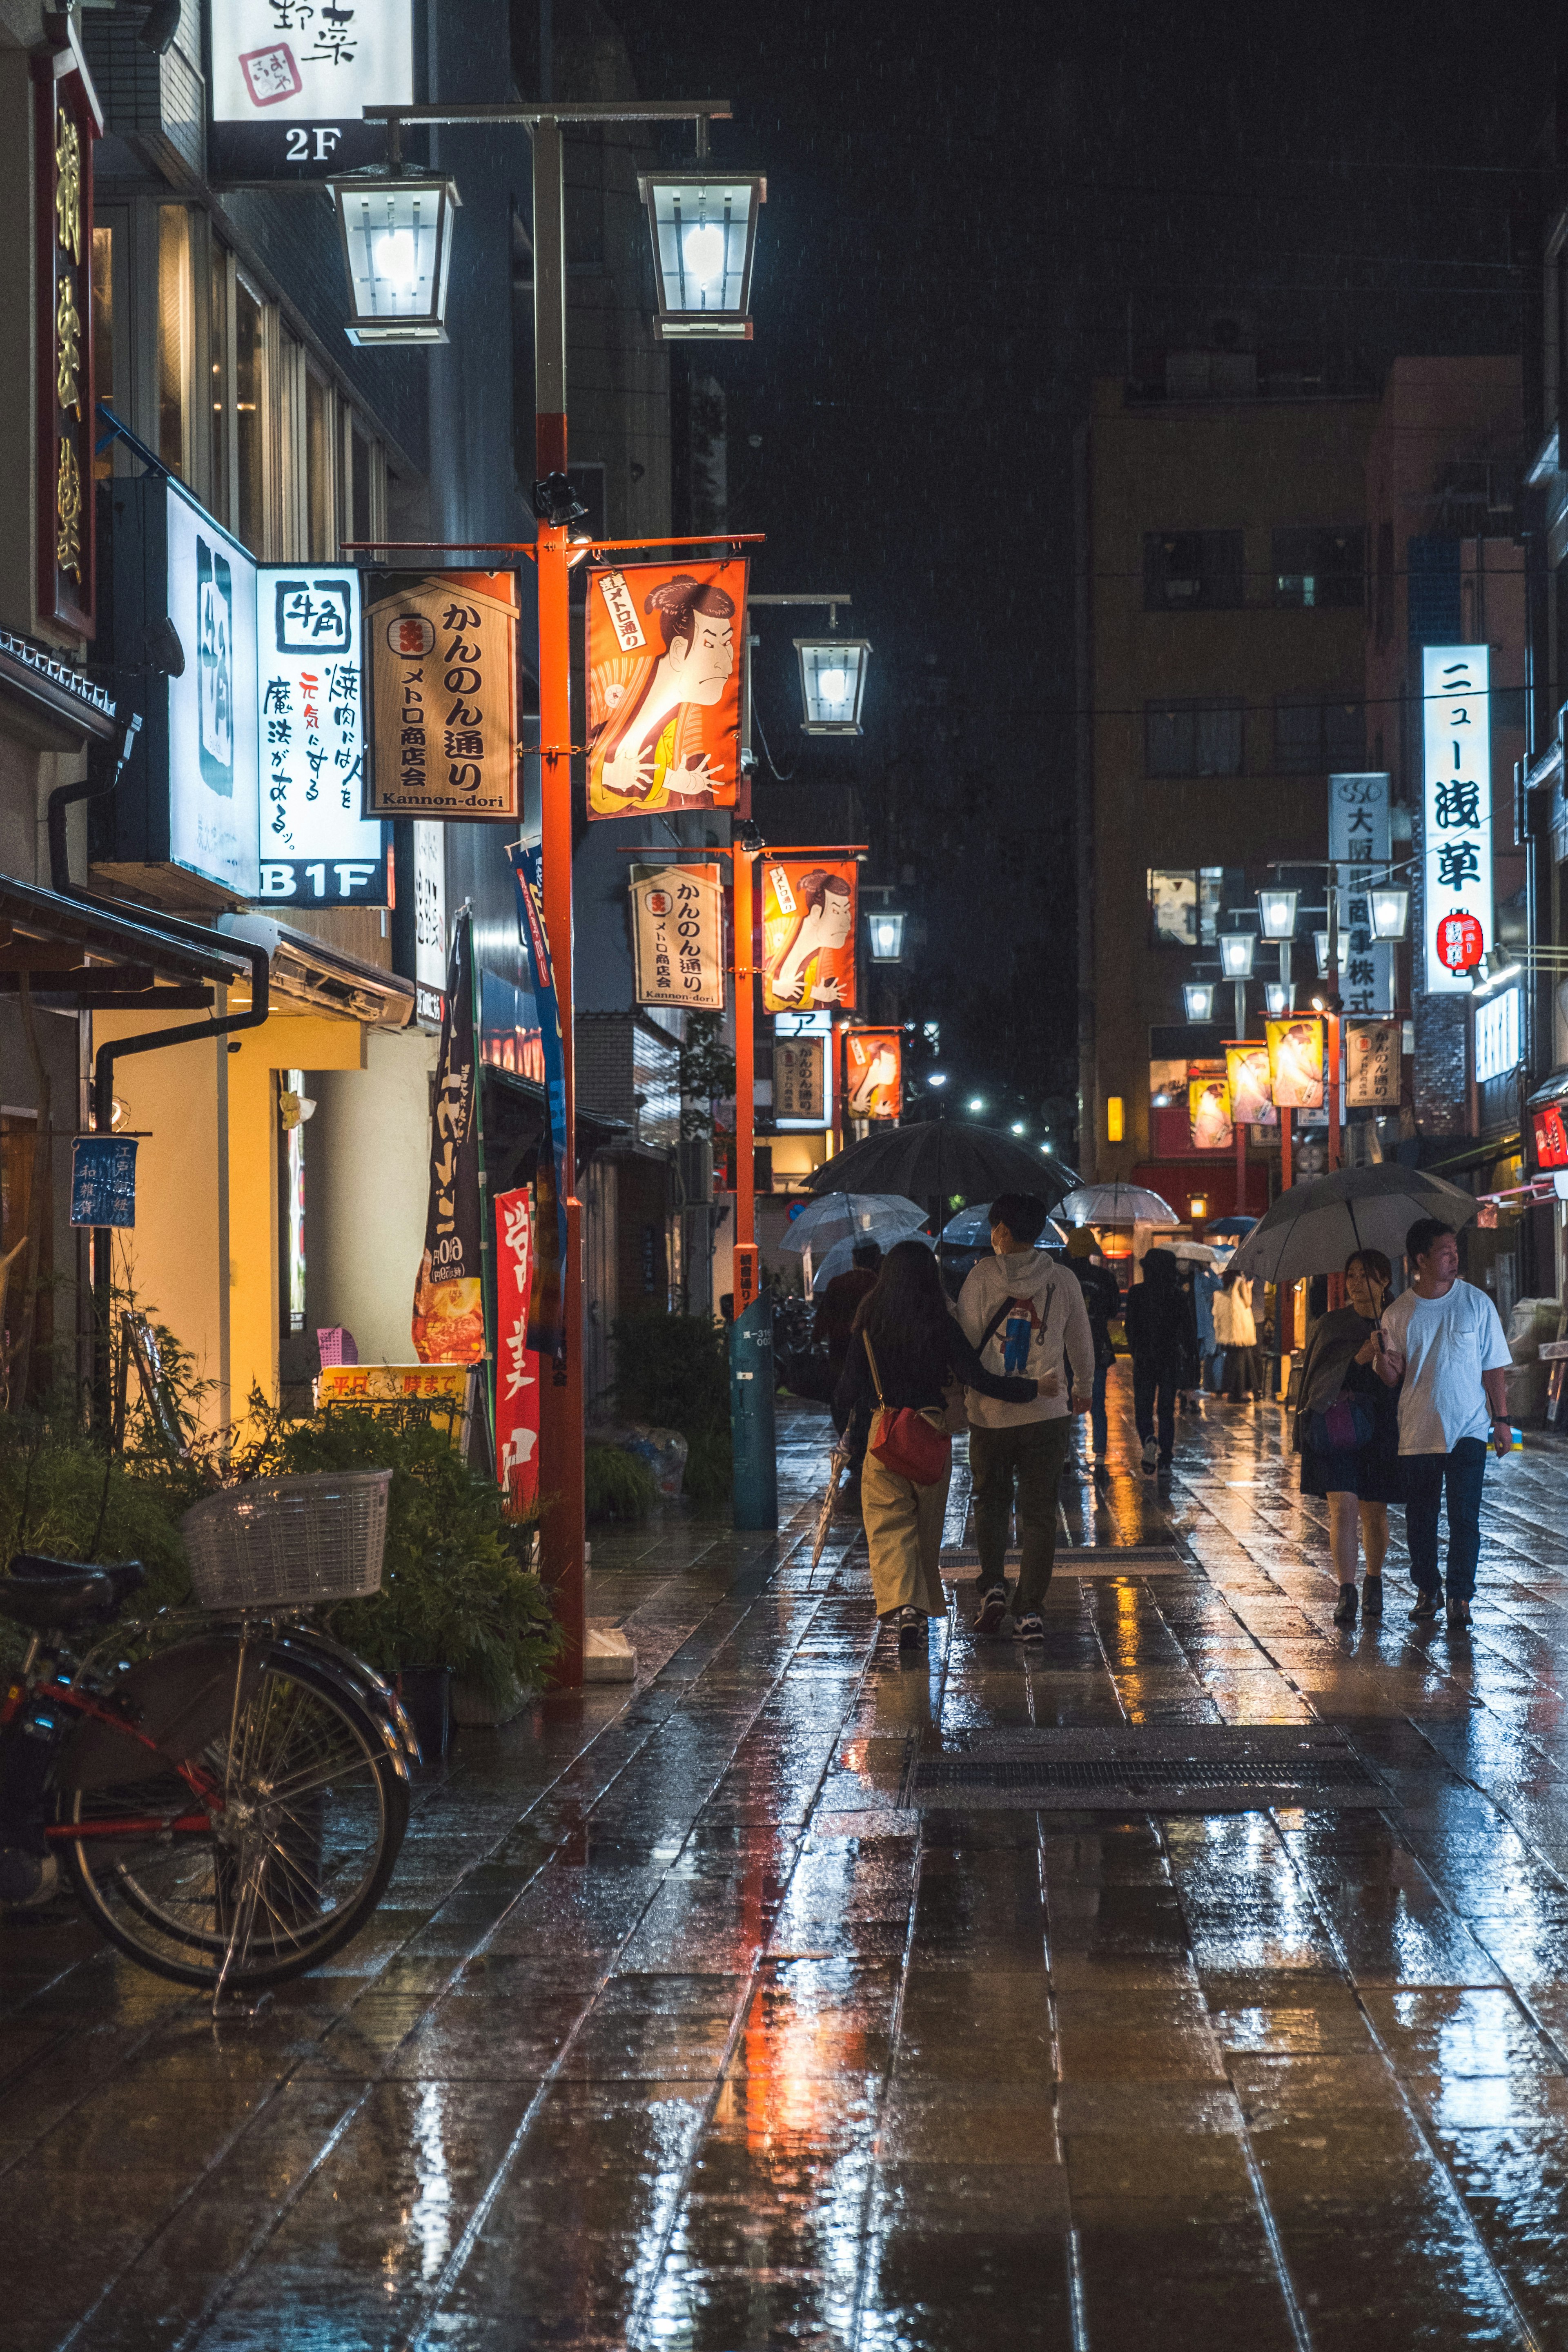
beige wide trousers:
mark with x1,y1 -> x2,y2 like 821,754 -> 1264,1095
860,1408 -> 951,1618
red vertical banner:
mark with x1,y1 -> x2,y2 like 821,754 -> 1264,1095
494,1185 -> 541,1508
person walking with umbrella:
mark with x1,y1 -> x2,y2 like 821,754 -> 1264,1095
1294,1248 -> 1403,1626
1064,1227 -> 1120,1484
1123,1247 -> 1198,1474
1373,1217 -> 1514,1630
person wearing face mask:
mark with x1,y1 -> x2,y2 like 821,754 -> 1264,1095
1294,1248 -> 1404,1628
957,1193 -> 1094,1644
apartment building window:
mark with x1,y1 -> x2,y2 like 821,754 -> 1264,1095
1273,527 -> 1365,609
156,206 -> 194,479
1274,696 -> 1365,773
235,274 -> 267,553
1146,698 -> 1245,777
1143,530 -> 1243,612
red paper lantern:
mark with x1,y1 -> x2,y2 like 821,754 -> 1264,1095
1436,910 -> 1484,973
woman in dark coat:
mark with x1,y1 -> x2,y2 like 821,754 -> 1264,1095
1294,1247 -> 1403,1627
833,1240 -> 1038,1647
1123,1248 -> 1198,1474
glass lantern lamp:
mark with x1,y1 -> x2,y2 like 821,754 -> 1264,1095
638,171 -> 767,339
1369,886 -> 1410,940
1218,933 -> 1256,979
1256,887 -> 1298,941
866,909 -> 905,962
795,637 -> 872,735
1183,982 -> 1216,1022
1265,981 -> 1292,1017
331,175 -> 462,345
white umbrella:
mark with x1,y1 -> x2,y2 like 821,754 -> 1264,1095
1230,1165 -> 1478,1286
779,1192 -> 927,1255
811,1229 -> 934,1293
1056,1182 -> 1179,1227
1170,1240 -> 1219,1264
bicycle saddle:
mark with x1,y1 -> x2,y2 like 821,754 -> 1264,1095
0,1556 -> 146,1630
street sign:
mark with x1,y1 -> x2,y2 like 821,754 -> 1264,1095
70,1137 -> 137,1228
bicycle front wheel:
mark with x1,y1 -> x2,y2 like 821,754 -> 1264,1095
57,1650 -> 408,1990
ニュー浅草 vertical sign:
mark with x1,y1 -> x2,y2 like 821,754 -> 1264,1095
369,576 -> 520,820
1421,645 -> 1492,993
33,58 -> 98,636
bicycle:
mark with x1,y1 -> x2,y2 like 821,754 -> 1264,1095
0,1468 -> 420,1998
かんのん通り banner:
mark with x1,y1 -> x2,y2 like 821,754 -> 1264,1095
586,560 -> 746,819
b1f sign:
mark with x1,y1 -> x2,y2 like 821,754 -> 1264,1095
1422,645 -> 1492,994
253,566 -> 387,908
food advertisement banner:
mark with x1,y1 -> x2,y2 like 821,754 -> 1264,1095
631,862 -> 724,1009
1266,1017 -> 1326,1110
412,911 -> 485,1365
1189,1072 -> 1233,1152
255,564 -> 385,906
1224,1044 -> 1276,1128
369,573 -> 519,819
760,859 -> 858,1013
494,1186 -> 541,1509
586,560 -> 746,819
844,1029 -> 902,1120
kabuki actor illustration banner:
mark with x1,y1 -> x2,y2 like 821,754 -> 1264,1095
255,565 -> 385,906
208,0 -> 415,180
1345,1020 -> 1401,1109
1266,1017 -> 1326,1111
631,863 -> 725,1010
1421,645 -> 1492,995
494,1187 -> 541,1509
412,911 -> 485,1365
369,573 -> 519,819
587,561 -> 746,818
844,1030 -> 902,1121
1224,1045 -> 1276,1128
760,860 -> 858,1013
509,845 -> 570,1358
1189,1072 -> 1233,1152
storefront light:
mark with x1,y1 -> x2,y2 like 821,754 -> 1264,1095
639,170 -> 767,339
1369,886 -> 1410,941
1183,982 -> 1216,1022
330,174 -> 461,345
866,909 -> 905,961
795,637 -> 871,735
1256,887 -> 1298,941
1218,933 -> 1255,979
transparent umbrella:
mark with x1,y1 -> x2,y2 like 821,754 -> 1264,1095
811,1229 -> 934,1293
1055,1182 -> 1179,1227
778,1192 -> 928,1257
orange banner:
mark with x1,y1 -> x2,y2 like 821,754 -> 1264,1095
760,859 -> 858,1013
1224,1043 -> 1277,1128
1266,1016 -> 1326,1111
586,559 -> 746,820
1188,1073 -> 1233,1151
844,1028 -> 901,1120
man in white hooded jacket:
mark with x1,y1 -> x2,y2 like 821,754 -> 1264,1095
958,1193 -> 1095,1642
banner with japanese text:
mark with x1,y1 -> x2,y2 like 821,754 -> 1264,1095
1224,1044 -> 1276,1128
1328,772 -> 1393,1015
1266,1017 -> 1326,1111
774,1031 -> 827,1125
412,910 -> 485,1363
494,1186 -> 541,1509
760,859 -> 858,1013
1189,1072 -> 1232,1151
1422,646 -> 1492,994
586,560 -> 746,819
1345,1020 -> 1400,1108
33,60 -> 97,635
256,565 -> 385,906
844,1029 -> 902,1120
631,862 -> 724,1010
369,572 -> 519,819
508,843 -> 570,1357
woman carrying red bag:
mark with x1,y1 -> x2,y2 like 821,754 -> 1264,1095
833,1240 -> 1041,1648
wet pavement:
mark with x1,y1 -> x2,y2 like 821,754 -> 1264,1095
10,1378 -> 1568,2347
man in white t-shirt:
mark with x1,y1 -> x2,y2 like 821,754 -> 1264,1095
1373,1217 -> 1512,1631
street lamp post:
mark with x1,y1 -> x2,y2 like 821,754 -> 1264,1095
748,594 -> 873,736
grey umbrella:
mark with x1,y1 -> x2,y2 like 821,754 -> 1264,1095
1229,1165 -> 1479,1286
807,1123 -> 1078,1280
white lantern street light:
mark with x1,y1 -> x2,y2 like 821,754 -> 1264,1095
330,175 -> 461,345
795,636 -> 872,734
1183,982 -> 1216,1022
1218,933 -> 1256,978
639,169 -> 767,339
1265,981 -> 1292,1017
1369,886 -> 1410,941
1256,887 -> 1298,941
866,909 -> 905,962
1313,931 -> 1348,980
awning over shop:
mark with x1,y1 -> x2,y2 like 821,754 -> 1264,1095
265,923 -> 414,1029
0,631 -> 118,753
0,873 -> 253,1010
1526,1070 -> 1568,1114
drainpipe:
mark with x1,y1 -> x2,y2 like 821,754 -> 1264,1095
47,713 -> 142,895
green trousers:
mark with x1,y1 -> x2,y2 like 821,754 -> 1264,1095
969,1417 -> 1071,1614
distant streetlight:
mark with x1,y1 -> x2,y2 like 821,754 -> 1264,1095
330,173 -> 462,344
1265,981 -> 1292,1017
866,909 -> 905,961
1369,886 -> 1410,941
1218,933 -> 1256,979
639,166 -> 768,339
795,636 -> 872,733
1183,982 -> 1216,1022
1010,1120 -> 1026,1135
927,1071 -> 949,1089
967,1096 -> 986,1113
1256,888 -> 1298,941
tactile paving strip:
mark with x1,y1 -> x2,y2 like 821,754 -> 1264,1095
899,1725 -> 1390,1812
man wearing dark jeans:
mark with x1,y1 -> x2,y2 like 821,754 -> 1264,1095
1123,1249 -> 1196,1476
1374,1217 -> 1512,1630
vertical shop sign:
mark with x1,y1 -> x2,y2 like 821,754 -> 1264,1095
1345,1020 -> 1401,1108
412,910 -> 485,1363
412,821 -> 446,1025
254,565 -> 385,904
70,1137 -> 137,1227
760,859 -> 858,1013
207,0 -> 415,179
508,844 -> 570,1357
630,862 -> 725,1009
1188,1071 -> 1233,1151
33,57 -> 98,636
844,1029 -> 902,1120
369,574 -> 519,819
1265,1016 -> 1326,1111
586,559 -> 746,819
1328,773 -> 1393,1015
493,1186 -> 541,1508
1421,645 -> 1492,993
773,1013 -> 831,1127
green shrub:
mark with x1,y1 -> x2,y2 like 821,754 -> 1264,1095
585,1441 -> 659,1523
612,1312 -> 728,1438
681,1423 -> 733,1507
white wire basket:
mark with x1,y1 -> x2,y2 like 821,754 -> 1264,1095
180,1470 -> 391,1611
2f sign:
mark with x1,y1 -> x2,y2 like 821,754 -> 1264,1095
1421,645 -> 1492,996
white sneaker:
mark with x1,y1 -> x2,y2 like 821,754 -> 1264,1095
1140,1438 -> 1158,1472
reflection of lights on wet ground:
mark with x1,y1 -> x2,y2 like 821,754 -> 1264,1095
411,2082 -> 452,2281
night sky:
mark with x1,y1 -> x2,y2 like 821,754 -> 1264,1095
614,0 -> 1557,1159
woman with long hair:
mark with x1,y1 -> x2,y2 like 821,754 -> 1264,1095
833,1239 -> 1039,1647
1294,1247 -> 1404,1627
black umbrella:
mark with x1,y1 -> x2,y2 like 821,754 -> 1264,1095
808,1123 -> 1079,1270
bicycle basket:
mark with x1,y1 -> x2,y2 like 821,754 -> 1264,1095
179,1470 -> 391,1611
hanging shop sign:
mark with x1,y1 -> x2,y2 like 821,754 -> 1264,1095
1224,1045 -> 1276,1128
1188,1071 -> 1232,1152
412,821 -> 446,1026
1474,987 -> 1521,1086
1265,1016 -> 1325,1111
1531,1094 -> 1568,1172
493,1185 -> 541,1510
586,559 -> 746,820
33,56 -> 98,637
630,862 -> 725,1010
1328,772 -> 1393,1016
509,844 -> 570,1359
844,1029 -> 902,1121
368,573 -> 519,820
412,911 -> 485,1365
69,1136 -> 136,1228
253,564 -> 385,906
1421,645 -> 1491,995
1345,1019 -> 1401,1108
760,859 -> 858,1013
773,1011 -> 831,1129
207,0 -> 415,180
